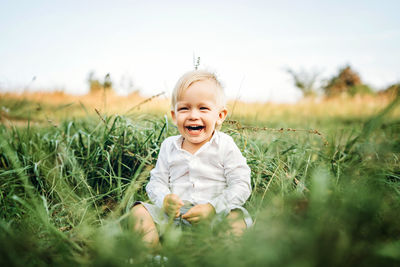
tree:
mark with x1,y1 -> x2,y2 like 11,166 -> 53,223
324,65 -> 373,97
286,68 -> 320,97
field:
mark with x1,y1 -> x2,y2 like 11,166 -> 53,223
1,91 -> 400,266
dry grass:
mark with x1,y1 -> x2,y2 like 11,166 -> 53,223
1,91 -> 398,126
228,95 -> 398,119
0,91 -> 170,113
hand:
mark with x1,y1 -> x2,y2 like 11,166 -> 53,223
163,194 -> 184,218
181,203 -> 216,223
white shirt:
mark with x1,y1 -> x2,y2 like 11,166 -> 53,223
146,130 -> 252,214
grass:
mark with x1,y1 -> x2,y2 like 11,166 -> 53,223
0,92 -> 400,266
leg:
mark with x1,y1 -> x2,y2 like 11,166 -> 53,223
131,204 -> 159,248
226,210 -> 247,236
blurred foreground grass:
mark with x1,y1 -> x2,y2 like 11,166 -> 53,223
0,92 -> 400,266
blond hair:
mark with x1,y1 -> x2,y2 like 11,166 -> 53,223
171,70 -> 226,111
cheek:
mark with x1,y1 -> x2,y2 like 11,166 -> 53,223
206,114 -> 219,125
177,116 -> 188,127
212,112 -> 221,120
177,119 -> 185,126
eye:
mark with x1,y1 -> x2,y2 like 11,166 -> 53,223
200,107 -> 209,110
178,107 -> 188,111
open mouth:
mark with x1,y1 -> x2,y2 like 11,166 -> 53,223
185,125 -> 205,132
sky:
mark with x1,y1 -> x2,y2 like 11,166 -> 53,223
1,0 -> 399,102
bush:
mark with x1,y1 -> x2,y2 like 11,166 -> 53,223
380,83 -> 400,98
324,65 -> 367,97
286,68 -> 321,97
348,84 -> 374,96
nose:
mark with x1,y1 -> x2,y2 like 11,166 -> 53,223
188,109 -> 200,120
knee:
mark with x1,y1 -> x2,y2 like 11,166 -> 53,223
130,204 -> 159,246
130,204 -> 153,228
227,210 -> 246,236
227,210 -> 244,221
131,204 -> 150,218
131,204 -> 153,223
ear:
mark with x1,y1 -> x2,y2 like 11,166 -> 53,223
217,107 -> 228,126
171,109 -> 177,125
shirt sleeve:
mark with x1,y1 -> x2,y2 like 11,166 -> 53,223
209,136 -> 252,214
145,139 -> 171,208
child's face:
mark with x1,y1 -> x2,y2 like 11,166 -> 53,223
171,80 -> 227,152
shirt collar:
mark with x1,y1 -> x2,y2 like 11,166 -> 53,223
212,130 -> 220,145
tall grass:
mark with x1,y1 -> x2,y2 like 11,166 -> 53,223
1,94 -> 400,266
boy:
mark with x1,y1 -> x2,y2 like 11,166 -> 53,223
131,70 -> 252,247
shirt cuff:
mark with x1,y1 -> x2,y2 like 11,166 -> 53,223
154,193 -> 169,209
209,197 -> 229,214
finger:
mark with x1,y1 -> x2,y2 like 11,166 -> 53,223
186,216 -> 200,223
182,209 -> 200,220
167,203 -> 182,211
166,206 -> 178,215
183,207 -> 200,218
168,203 -> 178,209
167,197 -> 176,204
170,199 -> 184,209
185,206 -> 197,214
169,206 -> 179,212
181,210 -> 193,219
